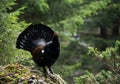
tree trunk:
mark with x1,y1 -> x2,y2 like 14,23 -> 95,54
100,25 -> 107,38
112,19 -> 119,37
112,27 -> 119,36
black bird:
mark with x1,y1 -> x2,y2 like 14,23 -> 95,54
16,23 -> 60,74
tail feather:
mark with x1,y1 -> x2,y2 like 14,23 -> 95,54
16,23 -> 54,52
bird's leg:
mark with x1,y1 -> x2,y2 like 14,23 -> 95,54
43,67 -> 48,77
48,66 -> 54,74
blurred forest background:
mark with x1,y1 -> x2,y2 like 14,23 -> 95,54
0,0 -> 120,84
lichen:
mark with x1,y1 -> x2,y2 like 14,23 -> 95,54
0,63 -> 66,84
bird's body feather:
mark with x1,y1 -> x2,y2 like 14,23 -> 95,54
16,23 -> 60,74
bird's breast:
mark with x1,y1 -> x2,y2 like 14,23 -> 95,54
31,45 -> 45,60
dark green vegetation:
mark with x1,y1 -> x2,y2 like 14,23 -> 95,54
0,0 -> 120,84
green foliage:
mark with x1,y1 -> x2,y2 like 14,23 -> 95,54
74,71 -> 98,84
14,0 -> 111,36
0,0 -> 28,65
13,0 -> 49,23
74,70 -> 120,84
58,63 -> 81,77
82,0 -> 120,38
74,41 -> 120,84
96,70 -> 120,84
1,0 -> 120,83
88,41 -> 120,73
48,0 -> 111,36
90,41 -> 120,74
0,0 -> 16,12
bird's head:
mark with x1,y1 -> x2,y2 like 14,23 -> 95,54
53,33 -> 58,38
52,32 -> 59,42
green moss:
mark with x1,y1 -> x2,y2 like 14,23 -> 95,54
0,63 -> 66,84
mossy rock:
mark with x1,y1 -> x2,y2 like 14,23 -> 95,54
0,63 -> 66,84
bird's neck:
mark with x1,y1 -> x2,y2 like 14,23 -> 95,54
52,34 -> 59,43
52,33 -> 59,41
52,33 -> 59,48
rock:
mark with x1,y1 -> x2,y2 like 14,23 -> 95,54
0,63 -> 66,84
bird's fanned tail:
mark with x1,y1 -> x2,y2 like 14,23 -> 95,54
16,23 -> 54,52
